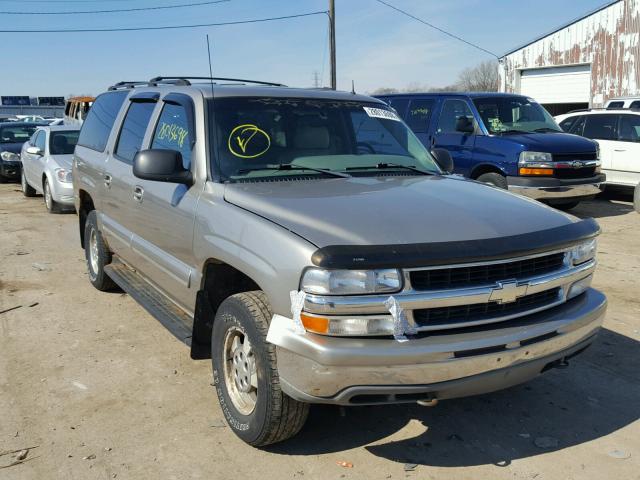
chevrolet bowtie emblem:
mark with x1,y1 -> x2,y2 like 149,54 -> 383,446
489,280 -> 528,304
571,160 -> 584,168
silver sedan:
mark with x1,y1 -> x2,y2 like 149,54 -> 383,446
20,125 -> 79,213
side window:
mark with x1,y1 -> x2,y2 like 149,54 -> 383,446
115,101 -> 156,163
569,115 -> 586,136
77,91 -> 127,152
629,100 -> 640,109
436,99 -> 475,135
607,101 -> 624,109
151,102 -> 193,169
582,114 -> 618,140
618,115 -> 640,142
406,99 -> 435,133
387,98 -> 410,119
35,131 -> 46,150
559,116 -> 579,132
29,130 -> 39,145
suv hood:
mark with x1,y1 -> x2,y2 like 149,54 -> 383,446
224,176 -> 576,247
497,132 -> 597,153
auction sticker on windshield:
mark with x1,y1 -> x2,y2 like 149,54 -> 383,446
363,106 -> 401,122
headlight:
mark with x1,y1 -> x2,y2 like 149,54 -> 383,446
0,151 -> 20,162
300,313 -> 395,336
55,168 -> 73,183
301,268 -> 402,295
594,142 -> 600,160
519,151 -> 554,175
519,151 -> 553,164
568,238 -> 597,265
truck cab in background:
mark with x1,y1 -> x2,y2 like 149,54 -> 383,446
376,92 -> 605,210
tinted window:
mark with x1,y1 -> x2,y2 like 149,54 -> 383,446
151,103 -> 193,169
50,130 -> 80,155
559,116 -> 579,132
607,101 -> 624,109
582,114 -> 618,140
115,101 -> 156,163
0,125 -> 37,143
387,98 -> 410,118
35,131 -> 46,150
77,92 -> 127,152
630,101 -> 640,109
436,99 -> 475,134
618,115 -> 640,142
406,99 -> 435,133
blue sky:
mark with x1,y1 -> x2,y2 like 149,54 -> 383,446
0,0 -> 608,96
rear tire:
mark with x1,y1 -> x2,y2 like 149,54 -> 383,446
84,210 -> 116,291
211,291 -> 309,446
476,172 -> 508,189
21,169 -> 36,197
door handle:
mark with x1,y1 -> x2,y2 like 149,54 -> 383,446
614,149 -> 626,152
133,185 -> 144,202
104,174 -> 112,188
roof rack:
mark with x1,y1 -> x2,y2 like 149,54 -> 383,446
108,81 -> 149,91
565,106 -> 640,114
148,76 -> 287,87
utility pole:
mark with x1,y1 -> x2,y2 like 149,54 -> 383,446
329,0 -> 337,90
312,70 -> 321,88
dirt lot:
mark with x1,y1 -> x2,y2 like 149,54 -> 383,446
1,182 -> 638,480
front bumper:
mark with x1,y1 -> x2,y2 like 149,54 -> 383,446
267,288 -> 606,405
0,161 -> 21,179
49,177 -> 75,207
507,174 -> 605,201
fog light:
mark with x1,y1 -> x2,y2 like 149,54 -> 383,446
567,274 -> 593,300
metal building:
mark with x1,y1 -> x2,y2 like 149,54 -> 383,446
499,0 -> 639,115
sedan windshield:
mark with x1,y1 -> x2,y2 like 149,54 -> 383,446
0,125 -> 37,143
473,96 -> 562,134
50,130 -> 80,155
210,97 -> 440,181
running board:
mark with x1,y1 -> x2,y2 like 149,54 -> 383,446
105,260 -> 194,346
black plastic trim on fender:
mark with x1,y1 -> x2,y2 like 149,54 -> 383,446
311,218 -> 600,269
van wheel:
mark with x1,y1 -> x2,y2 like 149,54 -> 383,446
84,210 -> 116,291
211,291 -> 309,446
554,201 -> 580,211
477,172 -> 508,189
21,169 -> 36,197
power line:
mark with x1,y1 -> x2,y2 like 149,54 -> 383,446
374,0 -> 499,59
0,0 -> 229,15
0,11 -> 328,33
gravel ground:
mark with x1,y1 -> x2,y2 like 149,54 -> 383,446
1,183 -> 638,480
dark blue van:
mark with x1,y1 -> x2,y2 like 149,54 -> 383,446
375,93 -> 605,209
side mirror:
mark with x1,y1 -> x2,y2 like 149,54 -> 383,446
455,116 -> 475,134
133,149 -> 193,185
26,146 -> 43,156
431,148 -> 454,173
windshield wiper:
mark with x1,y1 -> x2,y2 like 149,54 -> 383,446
237,163 -> 350,178
533,127 -> 562,133
495,129 -> 529,135
346,162 -> 434,175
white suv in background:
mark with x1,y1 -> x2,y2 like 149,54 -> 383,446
556,109 -> 640,189
604,97 -> 640,109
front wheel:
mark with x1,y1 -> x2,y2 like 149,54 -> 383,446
21,169 -> 36,197
211,291 -> 309,446
476,172 -> 508,189
43,179 -> 61,213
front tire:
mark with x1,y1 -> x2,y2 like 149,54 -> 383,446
44,179 -> 61,213
84,210 -> 116,291
211,291 -> 309,446
476,172 -> 508,189
21,169 -> 36,197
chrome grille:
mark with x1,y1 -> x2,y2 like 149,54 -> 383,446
409,252 -> 565,291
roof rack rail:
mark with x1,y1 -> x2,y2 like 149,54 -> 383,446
565,107 -> 610,114
108,81 -> 149,91
148,76 -> 286,87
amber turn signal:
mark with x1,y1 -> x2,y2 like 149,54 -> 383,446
519,167 -> 553,176
300,313 -> 329,334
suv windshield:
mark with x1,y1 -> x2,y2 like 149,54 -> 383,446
0,125 -> 37,143
473,96 -> 561,135
50,130 -> 80,155
210,97 -> 440,180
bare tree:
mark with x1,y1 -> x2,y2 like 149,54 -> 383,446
456,60 -> 499,92
370,87 -> 400,95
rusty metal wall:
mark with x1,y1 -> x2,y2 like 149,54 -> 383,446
499,0 -> 639,106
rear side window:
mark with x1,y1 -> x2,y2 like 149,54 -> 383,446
151,103 -> 193,169
406,99 -> 435,133
582,114 -> 618,140
630,101 -> 640,109
607,101 -> 624,109
618,115 -> 640,142
77,91 -> 127,152
115,101 -> 156,163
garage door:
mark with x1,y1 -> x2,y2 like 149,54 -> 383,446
520,65 -> 591,104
